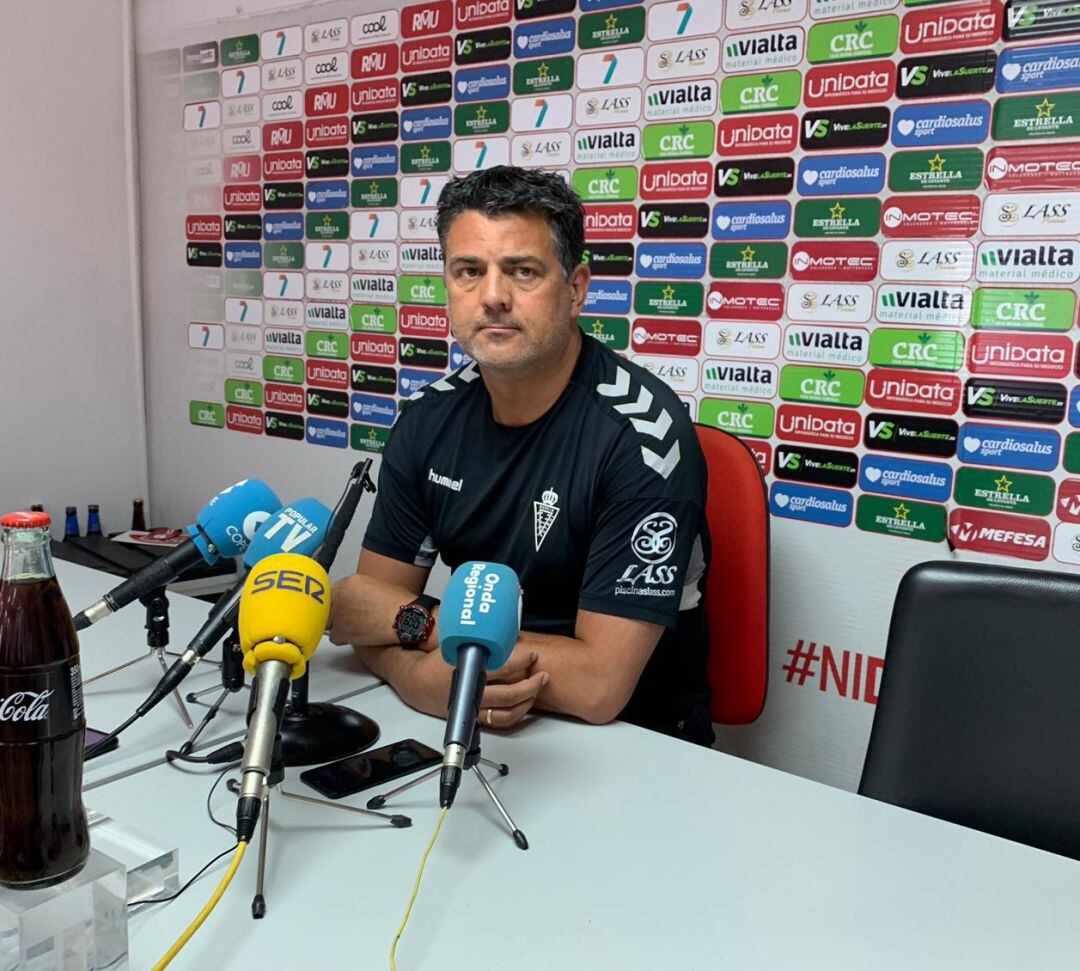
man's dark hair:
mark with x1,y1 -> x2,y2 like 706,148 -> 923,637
436,166 -> 585,278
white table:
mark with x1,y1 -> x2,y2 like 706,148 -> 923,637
58,561 -> 381,788
86,684 -> 1080,970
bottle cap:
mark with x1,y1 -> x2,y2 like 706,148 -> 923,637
1,512 -> 51,529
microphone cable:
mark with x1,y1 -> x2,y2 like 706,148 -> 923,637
389,805 -> 449,971
150,839 -> 248,971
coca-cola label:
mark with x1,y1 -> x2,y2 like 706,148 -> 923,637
0,662 -> 83,742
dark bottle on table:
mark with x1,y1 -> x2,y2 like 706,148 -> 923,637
0,511 -> 89,888
86,505 -> 102,538
63,506 -> 79,541
131,499 -> 147,532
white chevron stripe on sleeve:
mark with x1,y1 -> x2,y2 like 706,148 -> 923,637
614,384 -> 653,416
597,366 -> 630,398
629,408 -> 673,441
641,440 -> 681,480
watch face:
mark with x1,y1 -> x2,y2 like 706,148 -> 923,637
398,606 -> 428,641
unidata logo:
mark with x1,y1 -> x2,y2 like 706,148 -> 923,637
866,366 -> 962,417
797,152 -> 886,195
584,204 -> 637,240
640,161 -> 712,199
859,454 -> 953,502
716,114 -> 799,156
957,421 -> 1060,470
776,403 -> 862,447
901,1 -> 1002,55
967,332 -> 1072,378
456,0 -> 511,28
770,482 -> 854,527
996,41 -> 1080,93
712,201 -> 792,240
351,79 -> 399,114
891,100 -> 991,147
803,59 -> 895,107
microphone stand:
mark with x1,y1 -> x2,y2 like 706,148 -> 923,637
83,586 -> 195,730
175,628 -> 245,755
366,723 -> 528,850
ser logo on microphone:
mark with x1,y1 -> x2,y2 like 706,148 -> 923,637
249,569 -> 327,603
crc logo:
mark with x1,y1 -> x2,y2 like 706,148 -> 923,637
631,512 -> 677,563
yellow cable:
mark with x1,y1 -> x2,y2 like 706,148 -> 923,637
390,806 -> 449,971
151,841 -> 248,971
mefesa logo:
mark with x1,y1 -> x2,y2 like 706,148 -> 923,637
900,1 -> 1002,55
639,161 -> 713,200
948,508 -> 1049,561
803,59 -> 896,107
882,194 -> 981,238
776,404 -> 862,447
716,113 -> 799,157
630,318 -> 702,356
790,241 -> 879,281
583,203 -> 637,240
1057,480 -> 1080,524
966,332 -> 1073,378
226,405 -> 264,435
706,282 -> 785,321
865,367 -> 960,415
985,145 -> 1080,190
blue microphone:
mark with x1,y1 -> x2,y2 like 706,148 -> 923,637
73,478 -> 281,630
133,499 -> 332,717
439,562 -> 521,808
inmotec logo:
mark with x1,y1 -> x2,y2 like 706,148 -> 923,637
790,241 -> 879,281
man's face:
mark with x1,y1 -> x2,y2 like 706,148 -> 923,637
444,209 -> 590,373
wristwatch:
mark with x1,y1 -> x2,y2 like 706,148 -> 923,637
393,594 -> 440,647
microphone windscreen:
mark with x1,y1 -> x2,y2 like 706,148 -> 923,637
440,562 -> 521,670
193,479 -> 281,562
239,553 -> 331,677
242,498 -> 332,568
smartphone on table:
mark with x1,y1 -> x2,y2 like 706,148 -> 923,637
300,739 -> 441,800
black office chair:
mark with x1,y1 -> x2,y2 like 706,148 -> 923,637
859,560 -> 1080,861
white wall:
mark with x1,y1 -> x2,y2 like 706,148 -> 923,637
0,0 -> 148,536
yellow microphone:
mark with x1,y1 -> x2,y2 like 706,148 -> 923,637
235,553 -> 330,842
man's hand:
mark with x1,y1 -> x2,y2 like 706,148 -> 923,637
479,646 -> 549,730
354,642 -> 547,731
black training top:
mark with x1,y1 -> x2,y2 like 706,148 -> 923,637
363,334 -> 714,745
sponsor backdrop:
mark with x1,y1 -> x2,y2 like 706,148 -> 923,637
142,0 -> 1080,789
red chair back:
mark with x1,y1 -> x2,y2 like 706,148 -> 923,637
695,424 -> 769,724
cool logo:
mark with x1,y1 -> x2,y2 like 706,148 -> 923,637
460,564 -> 500,627
249,569 -> 327,604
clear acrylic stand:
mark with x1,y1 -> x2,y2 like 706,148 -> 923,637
0,850 -> 128,971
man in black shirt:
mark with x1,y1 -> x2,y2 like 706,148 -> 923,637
330,166 -> 713,745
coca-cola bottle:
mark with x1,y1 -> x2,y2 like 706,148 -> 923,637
0,511 -> 89,888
